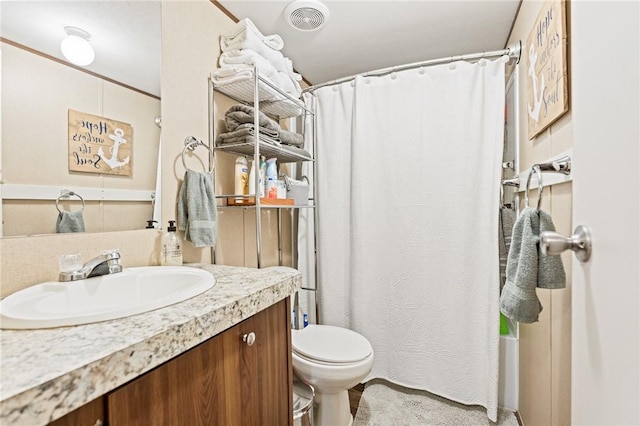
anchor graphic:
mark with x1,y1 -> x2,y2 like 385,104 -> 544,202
99,128 -> 130,169
527,44 -> 545,122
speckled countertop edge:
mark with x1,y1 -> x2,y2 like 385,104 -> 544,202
0,264 -> 301,425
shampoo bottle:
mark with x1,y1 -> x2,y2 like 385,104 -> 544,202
266,158 -> 278,199
161,220 -> 183,266
234,156 -> 248,199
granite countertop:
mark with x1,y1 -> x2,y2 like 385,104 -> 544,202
0,264 -> 301,425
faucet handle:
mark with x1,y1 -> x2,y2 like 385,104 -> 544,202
102,249 -> 121,258
58,253 -> 83,273
104,249 -> 122,274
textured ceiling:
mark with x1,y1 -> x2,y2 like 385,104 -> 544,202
0,1 -> 520,94
217,0 -> 521,84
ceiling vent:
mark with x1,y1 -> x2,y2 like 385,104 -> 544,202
284,0 -> 330,32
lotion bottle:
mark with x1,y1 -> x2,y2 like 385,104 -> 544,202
234,156 -> 248,199
161,220 -> 183,266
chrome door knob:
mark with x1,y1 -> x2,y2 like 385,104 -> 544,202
242,332 -> 256,346
540,225 -> 592,263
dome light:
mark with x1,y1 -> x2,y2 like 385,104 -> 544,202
60,26 -> 95,66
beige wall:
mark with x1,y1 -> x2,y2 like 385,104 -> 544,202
1,0 -> 294,297
508,1 -> 573,424
161,0 -> 294,268
1,43 -> 160,236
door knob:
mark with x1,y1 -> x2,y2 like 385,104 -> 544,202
540,225 -> 592,262
242,332 -> 256,346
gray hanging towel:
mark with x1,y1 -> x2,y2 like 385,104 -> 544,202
498,206 -> 516,291
177,170 -> 217,247
537,209 -> 567,289
56,210 -> 86,233
500,207 -> 543,323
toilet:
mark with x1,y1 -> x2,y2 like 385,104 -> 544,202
292,324 -> 374,426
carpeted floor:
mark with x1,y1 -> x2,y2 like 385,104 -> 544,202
353,379 -> 519,426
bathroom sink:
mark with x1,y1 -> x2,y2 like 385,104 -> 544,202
0,266 -> 215,329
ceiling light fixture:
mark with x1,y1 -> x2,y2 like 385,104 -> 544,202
60,26 -> 95,66
284,0 -> 330,32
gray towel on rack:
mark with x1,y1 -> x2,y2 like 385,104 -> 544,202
279,128 -> 304,147
225,104 -> 280,133
216,134 -> 283,147
224,105 -> 304,147
216,135 -> 312,159
217,125 -> 281,142
56,210 -> 85,233
177,170 -> 217,248
498,206 -> 516,291
537,209 -> 567,289
500,207 -> 543,323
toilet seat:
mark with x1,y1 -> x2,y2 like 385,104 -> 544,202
292,325 -> 373,364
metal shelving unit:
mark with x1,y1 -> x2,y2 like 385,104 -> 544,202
209,68 -> 315,269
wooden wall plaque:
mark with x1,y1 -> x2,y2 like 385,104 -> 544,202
68,110 -> 133,176
526,0 -> 569,139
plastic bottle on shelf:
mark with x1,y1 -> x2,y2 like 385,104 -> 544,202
259,156 -> 267,198
234,156 -> 248,200
266,158 -> 278,199
248,159 -> 255,196
161,220 -> 183,266
248,158 -> 261,197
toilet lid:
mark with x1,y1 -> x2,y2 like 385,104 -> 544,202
292,325 -> 372,364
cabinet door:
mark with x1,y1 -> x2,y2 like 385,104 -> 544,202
107,298 -> 292,425
49,397 -> 105,426
231,297 -> 292,425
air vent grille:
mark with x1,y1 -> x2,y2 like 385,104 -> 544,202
284,0 -> 330,32
289,7 -> 325,31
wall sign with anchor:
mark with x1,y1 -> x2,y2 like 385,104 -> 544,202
526,0 -> 569,140
67,109 -> 133,176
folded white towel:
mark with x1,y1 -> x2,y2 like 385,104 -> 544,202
211,66 -> 278,89
212,65 -> 301,99
219,49 -> 281,84
221,18 -> 284,51
221,23 -> 287,71
211,65 -> 253,80
277,71 -> 302,98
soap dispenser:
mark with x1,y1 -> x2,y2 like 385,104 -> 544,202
161,220 -> 183,266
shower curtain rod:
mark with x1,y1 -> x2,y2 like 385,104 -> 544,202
304,40 -> 521,93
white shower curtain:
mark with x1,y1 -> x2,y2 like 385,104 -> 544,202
312,58 -> 505,421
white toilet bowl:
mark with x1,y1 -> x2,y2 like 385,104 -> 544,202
292,325 -> 374,426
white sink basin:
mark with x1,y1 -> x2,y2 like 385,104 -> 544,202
0,266 -> 215,329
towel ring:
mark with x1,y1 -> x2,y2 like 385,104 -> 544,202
182,136 -> 214,174
56,191 -> 85,214
524,165 -> 544,210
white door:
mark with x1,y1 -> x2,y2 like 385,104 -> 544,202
571,1 -> 639,424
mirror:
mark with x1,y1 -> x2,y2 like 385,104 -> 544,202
0,1 -> 161,237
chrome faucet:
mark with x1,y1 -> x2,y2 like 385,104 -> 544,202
59,250 -> 123,282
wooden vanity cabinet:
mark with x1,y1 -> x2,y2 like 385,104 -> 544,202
107,298 -> 293,426
48,397 -> 106,426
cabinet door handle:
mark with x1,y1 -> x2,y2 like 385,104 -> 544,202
242,332 -> 256,346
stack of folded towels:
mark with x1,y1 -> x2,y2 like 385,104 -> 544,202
212,18 -> 303,99
216,104 -> 310,157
